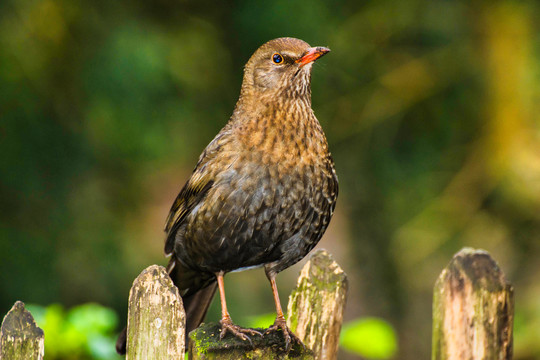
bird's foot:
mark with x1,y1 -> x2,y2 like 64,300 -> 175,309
265,316 -> 305,352
219,317 -> 263,345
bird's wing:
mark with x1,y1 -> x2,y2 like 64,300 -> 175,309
164,173 -> 214,252
163,128 -> 233,255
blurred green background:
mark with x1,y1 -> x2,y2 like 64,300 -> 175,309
1,0 -> 539,359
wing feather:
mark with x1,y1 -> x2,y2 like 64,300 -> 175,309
163,126 -> 234,255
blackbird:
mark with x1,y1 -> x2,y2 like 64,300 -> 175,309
116,37 -> 338,354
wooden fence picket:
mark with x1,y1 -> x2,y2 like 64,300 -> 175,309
432,247 -> 514,360
0,301 -> 44,360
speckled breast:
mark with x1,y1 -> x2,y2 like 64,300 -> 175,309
177,151 -> 337,274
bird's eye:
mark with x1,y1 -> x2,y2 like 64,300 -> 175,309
272,53 -> 283,64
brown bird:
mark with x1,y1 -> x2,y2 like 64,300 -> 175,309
117,37 -> 338,354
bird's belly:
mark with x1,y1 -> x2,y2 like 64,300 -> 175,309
176,162 -> 335,274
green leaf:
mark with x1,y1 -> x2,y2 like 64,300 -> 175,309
66,303 -> 118,334
26,303 -> 122,359
340,317 -> 398,359
245,313 -> 276,329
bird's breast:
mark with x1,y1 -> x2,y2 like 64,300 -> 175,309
179,151 -> 336,273
239,115 -> 329,170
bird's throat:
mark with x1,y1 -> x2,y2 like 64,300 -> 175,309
233,95 -> 328,168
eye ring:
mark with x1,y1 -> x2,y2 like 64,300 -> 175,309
272,53 -> 283,64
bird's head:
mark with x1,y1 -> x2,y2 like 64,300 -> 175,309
240,37 -> 330,100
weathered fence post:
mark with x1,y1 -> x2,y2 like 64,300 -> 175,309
287,249 -> 348,360
432,247 -> 514,360
0,301 -> 44,360
126,265 -> 185,360
188,249 -> 348,360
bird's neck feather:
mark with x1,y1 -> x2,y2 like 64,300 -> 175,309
229,91 -> 328,167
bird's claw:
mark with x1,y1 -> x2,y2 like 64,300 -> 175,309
265,317 -> 305,352
219,319 -> 263,346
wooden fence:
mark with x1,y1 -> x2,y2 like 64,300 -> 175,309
0,248 -> 513,359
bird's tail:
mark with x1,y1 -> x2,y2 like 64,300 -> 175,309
169,258 -> 217,344
115,259 -> 217,355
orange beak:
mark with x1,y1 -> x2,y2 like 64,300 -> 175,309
296,46 -> 330,67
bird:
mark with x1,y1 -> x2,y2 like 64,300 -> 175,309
116,37 -> 338,354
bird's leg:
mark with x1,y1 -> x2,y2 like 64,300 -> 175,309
216,271 -> 262,343
264,269 -> 304,351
